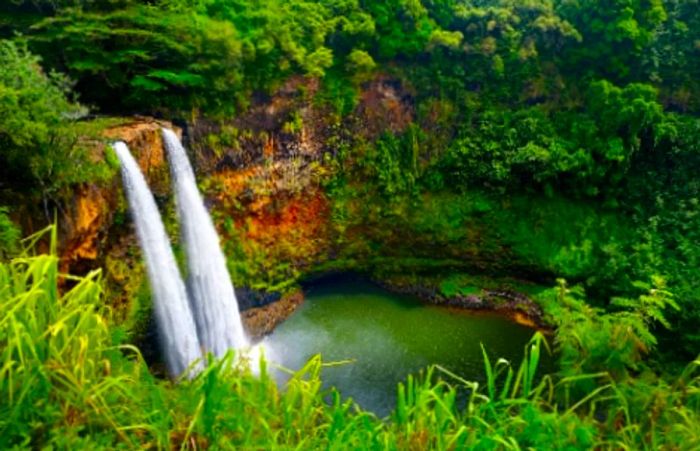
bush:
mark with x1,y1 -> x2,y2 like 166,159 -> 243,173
1,231 -> 699,448
0,39 -> 101,196
0,207 -> 19,258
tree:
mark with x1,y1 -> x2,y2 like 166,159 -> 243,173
360,0 -> 435,59
31,6 -> 246,116
644,0 -> 700,112
557,0 -> 667,80
0,39 -> 88,196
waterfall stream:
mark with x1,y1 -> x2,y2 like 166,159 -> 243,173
162,129 -> 249,356
113,142 -> 202,378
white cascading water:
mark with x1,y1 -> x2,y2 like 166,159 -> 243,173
113,142 -> 202,378
161,129 -> 250,356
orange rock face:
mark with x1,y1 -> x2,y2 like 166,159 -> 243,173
102,118 -> 179,196
209,157 -> 333,279
61,118 -> 179,272
62,184 -> 106,262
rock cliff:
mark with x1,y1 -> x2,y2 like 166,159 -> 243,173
47,76 -> 544,340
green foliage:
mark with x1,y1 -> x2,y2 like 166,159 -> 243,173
315,69 -> 359,115
219,215 -> 300,293
0,226 -> 152,447
426,78 -> 666,195
396,0 -> 581,105
539,278 -> 679,388
0,207 -> 19,258
646,0 -> 700,111
355,126 -> 426,198
0,39 -> 96,195
18,0 -> 380,115
557,0 -> 667,79
0,0 -> 700,444
586,80 -> 663,156
32,6 -> 246,116
360,0 -> 434,59
346,48 -> 376,82
611,276 -> 679,330
439,276 -> 479,297
2,238 -> 700,448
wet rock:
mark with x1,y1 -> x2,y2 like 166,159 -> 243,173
242,290 -> 304,340
376,276 -> 550,330
235,287 -> 283,311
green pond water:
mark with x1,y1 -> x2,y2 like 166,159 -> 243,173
266,277 -> 546,416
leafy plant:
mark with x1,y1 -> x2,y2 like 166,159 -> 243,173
0,39 -> 91,196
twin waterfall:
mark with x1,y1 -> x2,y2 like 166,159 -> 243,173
114,131 -> 249,378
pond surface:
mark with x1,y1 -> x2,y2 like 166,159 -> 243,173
265,277 -> 546,416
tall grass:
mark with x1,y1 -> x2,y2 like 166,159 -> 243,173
1,227 -> 699,449
0,226 -> 159,448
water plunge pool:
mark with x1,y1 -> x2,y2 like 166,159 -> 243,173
266,277 -> 546,416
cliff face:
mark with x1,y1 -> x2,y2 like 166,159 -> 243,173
48,72 -> 539,338
54,105 -> 338,336
50,76 -> 420,336
54,75 -> 433,294
182,76 -> 419,288
60,119 -> 177,274
43,74 -> 554,339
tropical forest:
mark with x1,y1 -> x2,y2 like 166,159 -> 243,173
1,0 -> 700,449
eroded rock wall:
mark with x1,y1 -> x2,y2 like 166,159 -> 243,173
61,119 -> 177,274
53,75 -> 497,337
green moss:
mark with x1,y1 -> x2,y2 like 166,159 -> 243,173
439,278 -> 479,297
282,111 -> 304,134
205,124 -> 241,158
75,117 -> 133,139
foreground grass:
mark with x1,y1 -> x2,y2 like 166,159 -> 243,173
1,229 -> 700,449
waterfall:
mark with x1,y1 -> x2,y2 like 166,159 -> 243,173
112,142 -> 202,378
162,129 -> 249,356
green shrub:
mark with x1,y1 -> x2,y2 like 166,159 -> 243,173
0,207 -> 19,258
1,235 -> 700,448
0,39 -> 92,195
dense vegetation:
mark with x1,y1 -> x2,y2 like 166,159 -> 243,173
1,0 -> 699,448
2,233 -> 699,449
